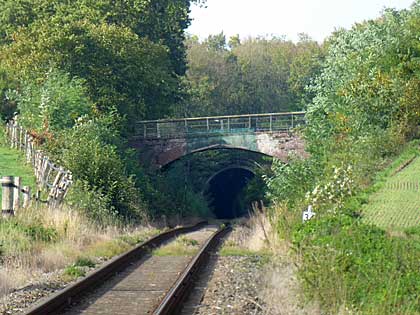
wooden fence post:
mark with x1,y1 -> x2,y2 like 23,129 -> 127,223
10,123 -> 15,148
48,167 -> 64,204
4,119 -> 72,207
13,176 -> 21,211
22,186 -> 31,208
35,190 -> 41,207
2,176 -> 14,217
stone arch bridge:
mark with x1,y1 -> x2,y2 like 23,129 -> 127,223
130,112 -> 307,168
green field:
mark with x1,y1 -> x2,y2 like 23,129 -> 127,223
363,154 -> 420,229
0,131 -> 36,201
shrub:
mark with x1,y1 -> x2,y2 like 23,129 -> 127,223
265,157 -> 319,208
293,215 -> 420,314
59,113 -> 147,223
63,265 -> 85,279
9,69 -> 92,133
23,224 -> 58,243
74,257 -> 95,268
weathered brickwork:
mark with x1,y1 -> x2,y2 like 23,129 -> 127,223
131,131 -> 306,167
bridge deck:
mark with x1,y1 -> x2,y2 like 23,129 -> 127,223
135,112 -> 305,140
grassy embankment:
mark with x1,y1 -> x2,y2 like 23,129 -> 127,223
362,141 -> 420,229
0,129 -> 36,201
292,141 -> 420,315
0,128 -> 159,298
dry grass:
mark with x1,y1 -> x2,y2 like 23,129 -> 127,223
0,204 -> 158,298
153,235 -> 200,256
223,206 -> 283,254
260,261 -> 321,315
230,207 -> 323,315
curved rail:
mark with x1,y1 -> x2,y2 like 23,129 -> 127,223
153,224 -> 232,315
24,221 -> 208,315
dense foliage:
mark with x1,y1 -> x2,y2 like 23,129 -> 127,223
177,33 -> 324,116
0,0 -> 206,124
265,2 -> 420,314
0,0 -> 206,223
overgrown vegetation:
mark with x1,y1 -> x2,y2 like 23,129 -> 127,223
2,0 -> 420,312
153,235 -> 201,256
264,2 -> 420,314
0,0 -> 211,223
0,205 -> 159,297
179,33 -> 324,117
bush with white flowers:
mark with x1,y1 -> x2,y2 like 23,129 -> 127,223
305,165 -> 355,214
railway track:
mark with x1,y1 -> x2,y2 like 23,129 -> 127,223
24,221 -> 231,315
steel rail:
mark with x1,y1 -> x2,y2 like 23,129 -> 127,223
24,221 -> 208,315
153,224 -> 232,315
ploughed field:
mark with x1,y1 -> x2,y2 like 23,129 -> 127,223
363,156 -> 420,229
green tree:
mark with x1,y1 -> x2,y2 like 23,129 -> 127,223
183,34 -> 323,117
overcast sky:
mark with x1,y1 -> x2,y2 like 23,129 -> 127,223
188,0 -> 415,42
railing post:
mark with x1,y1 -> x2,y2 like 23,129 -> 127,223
249,116 -> 251,129
143,123 -> 147,139
2,176 -> 14,217
206,118 -> 209,131
227,117 -> 230,131
291,114 -> 294,129
157,123 -> 161,138
269,115 -> 273,132
13,176 -> 21,211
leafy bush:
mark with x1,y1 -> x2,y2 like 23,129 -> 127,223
9,69 -> 92,133
61,115 -> 146,223
63,265 -> 86,279
293,215 -> 420,314
266,4 -> 420,314
305,165 -> 355,214
74,257 -> 95,268
0,66 -> 17,121
265,157 -> 319,208
23,224 -> 58,243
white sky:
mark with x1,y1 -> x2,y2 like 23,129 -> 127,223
188,0 -> 415,42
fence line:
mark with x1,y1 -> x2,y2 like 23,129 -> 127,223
5,117 -> 72,209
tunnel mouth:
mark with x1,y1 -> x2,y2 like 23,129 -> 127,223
206,168 -> 255,219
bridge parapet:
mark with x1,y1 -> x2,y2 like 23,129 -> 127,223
135,112 -> 305,140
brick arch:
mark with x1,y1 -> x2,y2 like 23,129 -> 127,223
132,131 -> 306,168
204,165 -> 257,188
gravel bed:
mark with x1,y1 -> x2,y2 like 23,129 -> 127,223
0,264 -> 100,315
182,254 -> 266,315
1,270 -> 69,315
181,223 -> 268,315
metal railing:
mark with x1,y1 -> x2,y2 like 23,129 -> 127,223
135,112 -> 306,139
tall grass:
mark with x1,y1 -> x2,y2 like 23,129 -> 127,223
0,205 -> 158,298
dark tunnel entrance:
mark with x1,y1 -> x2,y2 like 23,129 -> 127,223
206,168 -> 255,219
